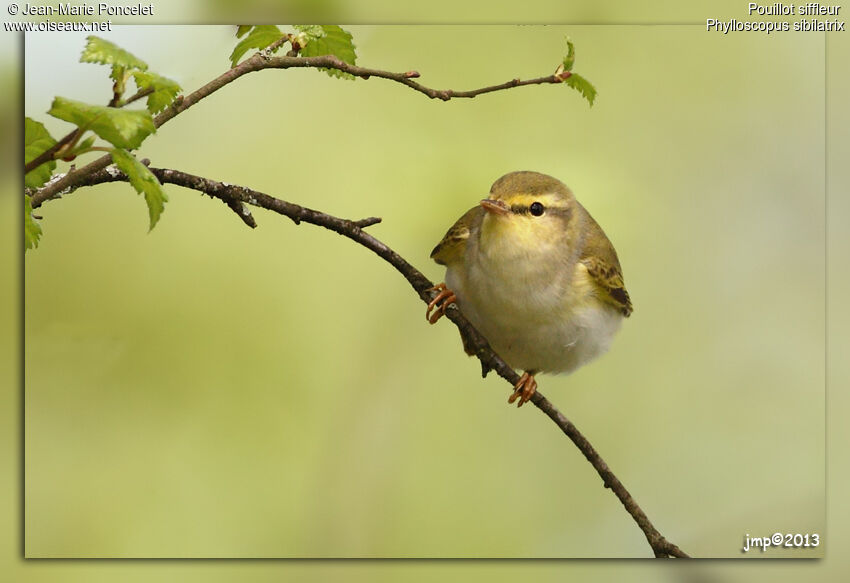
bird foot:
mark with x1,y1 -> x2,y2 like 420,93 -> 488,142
426,283 -> 457,324
508,372 -> 537,408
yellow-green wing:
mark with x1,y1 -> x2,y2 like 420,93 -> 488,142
430,206 -> 482,266
579,209 -> 633,317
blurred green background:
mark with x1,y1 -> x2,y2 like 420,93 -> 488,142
5,10 -> 849,582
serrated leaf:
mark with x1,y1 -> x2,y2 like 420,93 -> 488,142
299,25 -> 357,79
110,149 -> 168,231
235,25 -> 253,38
132,71 -> 181,114
229,25 -> 284,68
80,35 -> 147,72
48,97 -> 155,150
565,73 -> 596,107
25,117 -> 57,188
562,37 -> 576,72
25,195 -> 42,251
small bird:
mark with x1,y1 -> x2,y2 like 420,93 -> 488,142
427,171 -> 632,407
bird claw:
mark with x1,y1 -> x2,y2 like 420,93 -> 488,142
508,372 -> 537,407
426,283 -> 457,324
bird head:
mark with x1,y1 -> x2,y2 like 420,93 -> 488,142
478,171 -> 580,259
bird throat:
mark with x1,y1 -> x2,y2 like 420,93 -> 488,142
478,213 -> 565,267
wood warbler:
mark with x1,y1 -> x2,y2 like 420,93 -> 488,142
427,171 -> 632,406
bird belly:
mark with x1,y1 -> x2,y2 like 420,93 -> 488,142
446,259 -> 623,375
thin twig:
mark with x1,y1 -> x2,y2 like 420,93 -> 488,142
68,166 -> 689,559
121,86 -> 154,107
24,130 -> 78,175
30,52 -> 571,209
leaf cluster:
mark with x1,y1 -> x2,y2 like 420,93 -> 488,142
230,25 -> 357,79
24,36 -> 184,246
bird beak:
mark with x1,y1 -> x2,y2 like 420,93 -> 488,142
480,198 -> 509,215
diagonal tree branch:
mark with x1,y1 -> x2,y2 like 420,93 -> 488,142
66,165 -> 690,559
29,52 -> 573,209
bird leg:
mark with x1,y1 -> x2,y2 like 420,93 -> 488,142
508,371 -> 537,407
425,283 -> 457,324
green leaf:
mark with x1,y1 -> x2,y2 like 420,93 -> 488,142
235,25 -> 253,38
299,25 -> 357,79
110,148 -> 168,231
48,97 -> 155,150
24,195 -> 42,251
24,117 -> 57,188
565,73 -> 597,107
562,37 -> 576,72
229,25 -> 284,68
80,35 -> 147,81
132,71 -> 181,114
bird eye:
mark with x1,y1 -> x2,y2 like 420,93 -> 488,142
529,202 -> 545,216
